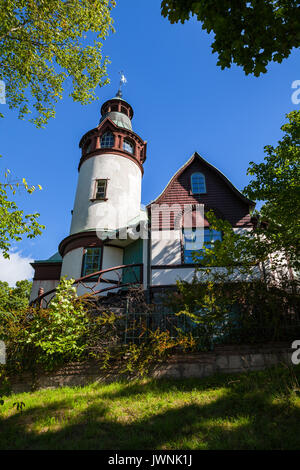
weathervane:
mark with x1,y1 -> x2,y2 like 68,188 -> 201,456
117,71 -> 127,98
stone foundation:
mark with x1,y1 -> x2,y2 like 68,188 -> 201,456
5,343 -> 293,393
152,343 -> 292,379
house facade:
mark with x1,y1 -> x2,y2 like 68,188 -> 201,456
30,93 -> 257,303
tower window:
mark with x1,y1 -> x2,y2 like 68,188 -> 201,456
183,227 -> 222,263
101,132 -> 114,148
110,104 -> 118,112
82,247 -> 102,276
191,173 -> 206,194
86,140 -> 92,154
123,139 -> 134,154
93,179 -> 107,200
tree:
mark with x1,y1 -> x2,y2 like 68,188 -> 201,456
243,110 -> 300,270
161,0 -> 300,76
0,0 -> 115,127
0,167 -> 44,258
0,279 -> 32,313
164,208 -> 300,348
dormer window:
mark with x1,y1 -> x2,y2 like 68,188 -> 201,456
191,172 -> 206,194
101,132 -> 114,148
123,139 -> 134,155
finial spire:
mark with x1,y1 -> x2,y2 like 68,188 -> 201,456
116,71 -> 127,98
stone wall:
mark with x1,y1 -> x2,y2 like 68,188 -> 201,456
6,343 -> 293,394
153,343 -> 292,379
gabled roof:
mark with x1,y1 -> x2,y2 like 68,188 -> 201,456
147,152 -> 255,208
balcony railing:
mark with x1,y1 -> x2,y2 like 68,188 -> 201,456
31,263 -> 143,308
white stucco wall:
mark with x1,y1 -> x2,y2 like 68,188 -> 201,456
150,227 -> 262,286
101,245 -> 124,288
151,266 -> 261,286
60,245 -> 124,296
70,154 -> 142,235
60,247 -> 84,280
151,230 -> 182,266
102,246 -> 123,271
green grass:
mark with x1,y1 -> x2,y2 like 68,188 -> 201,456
1,365 -> 300,450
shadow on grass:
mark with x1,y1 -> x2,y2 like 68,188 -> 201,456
1,366 -> 300,450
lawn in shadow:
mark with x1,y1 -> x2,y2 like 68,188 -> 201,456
1,365 -> 300,450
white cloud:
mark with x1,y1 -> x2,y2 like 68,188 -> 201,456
0,251 -> 34,286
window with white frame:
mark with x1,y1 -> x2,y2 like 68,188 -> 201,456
183,227 -> 222,263
100,132 -> 114,148
82,247 -> 102,276
123,139 -> 134,154
94,179 -> 107,200
191,172 -> 206,194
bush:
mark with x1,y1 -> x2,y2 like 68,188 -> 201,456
164,276 -> 300,347
0,278 -> 89,372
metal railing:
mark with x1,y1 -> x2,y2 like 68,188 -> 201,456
122,311 -> 300,347
31,263 -> 143,308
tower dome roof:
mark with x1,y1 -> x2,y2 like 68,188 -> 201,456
99,94 -> 134,131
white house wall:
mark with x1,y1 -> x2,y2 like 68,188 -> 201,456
151,230 -> 182,266
152,266 -> 261,286
60,247 -> 84,280
70,154 -> 142,235
60,245 -> 124,297
101,246 -> 124,290
150,228 -> 262,286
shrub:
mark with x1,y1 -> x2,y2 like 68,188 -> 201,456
0,278 -> 89,372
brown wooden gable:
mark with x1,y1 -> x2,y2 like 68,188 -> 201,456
148,152 -> 255,230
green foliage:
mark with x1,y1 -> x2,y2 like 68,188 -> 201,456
168,204 -> 300,347
193,210 -> 265,276
244,110 -> 300,270
97,328 -> 196,378
166,275 -> 300,346
13,401 -> 25,413
192,112 -> 300,274
0,278 -> 89,372
0,166 -> 44,258
0,279 -> 32,313
85,289 -> 196,377
0,284 -> 196,378
161,0 -> 300,76
23,278 -> 89,367
1,365 -> 300,450
0,0 -> 115,127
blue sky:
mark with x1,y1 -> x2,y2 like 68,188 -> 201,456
0,0 -> 299,283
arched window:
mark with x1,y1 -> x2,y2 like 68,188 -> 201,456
191,172 -> 206,194
100,132 -> 114,148
123,139 -> 134,154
